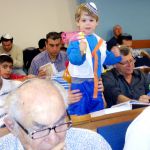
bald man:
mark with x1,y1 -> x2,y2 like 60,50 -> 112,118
0,79 -> 111,150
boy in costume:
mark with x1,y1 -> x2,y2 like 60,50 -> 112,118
67,2 -> 122,115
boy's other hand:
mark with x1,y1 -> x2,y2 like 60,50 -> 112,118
111,46 -> 120,57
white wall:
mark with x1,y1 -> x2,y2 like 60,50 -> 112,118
0,0 -> 78,49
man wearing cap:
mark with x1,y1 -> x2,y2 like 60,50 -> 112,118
0,34 -> 24,74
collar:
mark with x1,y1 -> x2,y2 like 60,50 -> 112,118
0,78 -> 11,95
47,51 -> 62,63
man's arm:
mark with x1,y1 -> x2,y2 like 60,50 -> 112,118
102,70 -> 130,107
117,94 -> 131,103
104,50 -> 122,66
12,46 -> 23,68
28,59 -> 39,75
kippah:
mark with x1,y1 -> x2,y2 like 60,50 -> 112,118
2,33 -> 13,40
85,2 -> 98,16
0,54 -> 10,56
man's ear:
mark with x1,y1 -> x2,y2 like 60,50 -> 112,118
3,117 -> 15,131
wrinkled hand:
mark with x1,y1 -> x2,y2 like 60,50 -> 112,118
79,40 -> 87,55
139,95 -> 150,103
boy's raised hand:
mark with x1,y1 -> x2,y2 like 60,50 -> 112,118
79,40 -> 87,55
111,46 -> 120,57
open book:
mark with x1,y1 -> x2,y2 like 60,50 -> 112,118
39,63 -> 58,78
90,100 -> 150,118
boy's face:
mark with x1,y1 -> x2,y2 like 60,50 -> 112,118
76,12 -> 98,35
0,62 -> 13,79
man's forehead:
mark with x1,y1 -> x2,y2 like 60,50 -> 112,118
122,54 -> 133,61
47,38 -> 61,44
2,41 -> 12,45
1,62 -> 13,66
31,110 -> 66,129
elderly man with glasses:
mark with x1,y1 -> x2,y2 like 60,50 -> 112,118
0,79 -> 111,150
102,46 -> 150,108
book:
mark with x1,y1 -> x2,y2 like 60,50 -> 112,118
39,63 -> 58,78
90,100 -> 150,118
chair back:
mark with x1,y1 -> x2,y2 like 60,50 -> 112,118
97,121 -> 131,150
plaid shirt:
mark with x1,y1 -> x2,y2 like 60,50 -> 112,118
29,50 -> 68,75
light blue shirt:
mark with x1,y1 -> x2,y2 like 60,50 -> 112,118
29,50 -> 68,75
0,128 -> 112,150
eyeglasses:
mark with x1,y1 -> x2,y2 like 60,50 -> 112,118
119,58 -> 136,66
15,111 -> 72,139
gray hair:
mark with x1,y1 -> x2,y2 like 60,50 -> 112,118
118,45 -> 132,56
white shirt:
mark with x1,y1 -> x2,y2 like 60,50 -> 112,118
124,106 -> 150,150
0,78 -> 21,118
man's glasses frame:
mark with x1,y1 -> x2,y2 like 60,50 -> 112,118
14,110 -> 72,139
119,58 -> 136,66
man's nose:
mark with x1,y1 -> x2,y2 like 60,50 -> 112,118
44,129 -> 60,144
6,67 -> 11,72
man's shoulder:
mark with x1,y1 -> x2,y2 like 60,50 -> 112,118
1,78 -> 21,93
102,68 -> 116,78
66,128 -> 111,150
0,133 -> 23,150
0,46 -> 4,53
66,128 -> 101,138
107,36 -> 116,43
11,44 -> 22,51
32,50 -> 48,62
59,51 -> 67,58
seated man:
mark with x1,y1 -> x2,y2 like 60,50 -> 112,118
0,34 -> 24,75
29,32 -> 68,77
0,79 -> 112,150
117,33 -> 150,67
124,106 -> 150,150
102,46 -> 150,108
117,33 -> 133,48
107,24 -> 123,50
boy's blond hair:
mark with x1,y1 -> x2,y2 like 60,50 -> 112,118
75,3 -> 99,22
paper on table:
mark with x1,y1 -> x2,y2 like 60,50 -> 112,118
90,101 -> 132,118
90,100 -> 150,118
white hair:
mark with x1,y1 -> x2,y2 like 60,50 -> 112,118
51,80 -> 68,107
4,79 -> 68,122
